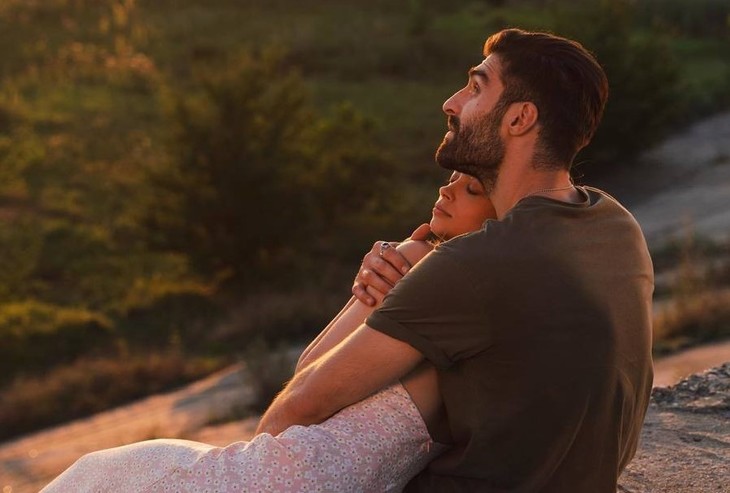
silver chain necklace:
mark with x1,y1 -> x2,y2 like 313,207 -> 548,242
523,183 -> 575,200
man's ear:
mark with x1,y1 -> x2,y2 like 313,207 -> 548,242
506,102 -> 539,136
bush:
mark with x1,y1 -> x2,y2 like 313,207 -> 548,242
0,301 -> 114,383
636,0 -> 730,38
146,48 -> 397,285
550,0 -> 686,174
116,278 -> 224,351
0,215 -> 43,302
241,338 -> 298,414
653,290 -> 730,355
0,350 -> 219,441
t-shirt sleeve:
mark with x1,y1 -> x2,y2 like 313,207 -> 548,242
366,243 -> 491,369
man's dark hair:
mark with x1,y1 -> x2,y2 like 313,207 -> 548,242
484,29 -> 609,170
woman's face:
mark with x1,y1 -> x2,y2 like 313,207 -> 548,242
430,172 -> 496,240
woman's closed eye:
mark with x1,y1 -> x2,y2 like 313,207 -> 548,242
466,179 -> 486,196
466,185 -> 483,196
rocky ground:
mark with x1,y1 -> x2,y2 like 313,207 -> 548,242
2,361 -> 728,492
594,111 -> 730,247
619,364 -> 730,493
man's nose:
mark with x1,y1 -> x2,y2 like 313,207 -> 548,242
442,91 -> 462,116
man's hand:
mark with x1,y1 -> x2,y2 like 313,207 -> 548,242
352,224 -> 431,306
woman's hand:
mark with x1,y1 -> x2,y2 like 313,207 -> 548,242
352,224 -> 432,306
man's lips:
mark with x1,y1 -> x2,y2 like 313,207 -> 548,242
447,116 -> 459,132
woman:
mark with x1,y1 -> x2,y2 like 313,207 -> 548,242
42,172 -> 496,493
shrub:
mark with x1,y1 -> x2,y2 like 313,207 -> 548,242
0,301 -> 114,383
146,48 -> 396,285
0,350 -> 219,441
653,289 -> 730,355
636,0 -> 730,38
549,0 -> 685,174
240,338 -> 298,414
116,278 -> 224,351
0,216 -> 43,302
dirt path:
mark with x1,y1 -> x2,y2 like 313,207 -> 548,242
601,111 -> 730,247
653,339 -> 730,387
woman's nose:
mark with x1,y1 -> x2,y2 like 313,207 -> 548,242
439,183 -> 454,200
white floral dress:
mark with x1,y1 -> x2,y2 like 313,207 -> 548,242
41,383 -> 444,492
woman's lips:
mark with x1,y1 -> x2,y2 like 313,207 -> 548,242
432,204 -> 451,217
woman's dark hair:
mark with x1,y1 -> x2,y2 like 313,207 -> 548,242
484,29 -> 609,170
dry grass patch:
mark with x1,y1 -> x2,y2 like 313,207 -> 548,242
0,350 -> 221,441
653,289 -> 730,355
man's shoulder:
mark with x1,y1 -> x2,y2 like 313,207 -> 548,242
433,222 -> 511,261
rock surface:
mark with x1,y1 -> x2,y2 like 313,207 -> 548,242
618,364 -> 730,493
2,362 -> 728,493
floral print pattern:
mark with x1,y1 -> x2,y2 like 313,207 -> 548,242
42,383 -> 444,492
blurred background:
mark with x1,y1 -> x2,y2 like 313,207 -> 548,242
1,0 -> 729,484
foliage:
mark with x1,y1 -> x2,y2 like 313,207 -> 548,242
0,215 -> 44,301
0,301 -> 113,384
116,279 -> 224,350
653,290 -> 730,355
651,231 -> 730,354
0,350 -> 220,442
240,338 -> 297,414
544,0 -> 686,173
146,49 -> 396,283
636,0 -> 730,38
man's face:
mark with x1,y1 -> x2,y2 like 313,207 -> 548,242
436,55 -> 510,192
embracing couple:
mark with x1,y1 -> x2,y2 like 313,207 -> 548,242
43,28 -> 654,492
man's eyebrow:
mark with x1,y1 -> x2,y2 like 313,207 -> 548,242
468,67 -> 489,81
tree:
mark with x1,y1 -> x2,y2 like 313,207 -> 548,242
552,0 -> 685,174
146,49 -> 395,284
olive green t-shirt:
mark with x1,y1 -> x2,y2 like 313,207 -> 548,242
366,187 -> 654,493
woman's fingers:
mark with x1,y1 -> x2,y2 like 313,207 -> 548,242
378,242 -> 411,277
352,240 -> 410,305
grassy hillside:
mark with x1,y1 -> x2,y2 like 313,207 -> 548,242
1,0 -> 729,440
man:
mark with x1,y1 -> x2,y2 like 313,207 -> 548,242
257,29 -> 654,492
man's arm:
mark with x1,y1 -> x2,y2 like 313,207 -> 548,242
256,324 -> 423,436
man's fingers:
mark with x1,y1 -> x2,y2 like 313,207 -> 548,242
365,285 -> 386,305
361,266 -> 397,294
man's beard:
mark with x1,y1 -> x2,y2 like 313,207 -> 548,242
435,98 -> 510,194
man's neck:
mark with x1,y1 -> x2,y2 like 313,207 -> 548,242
490,161 -> 577,219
